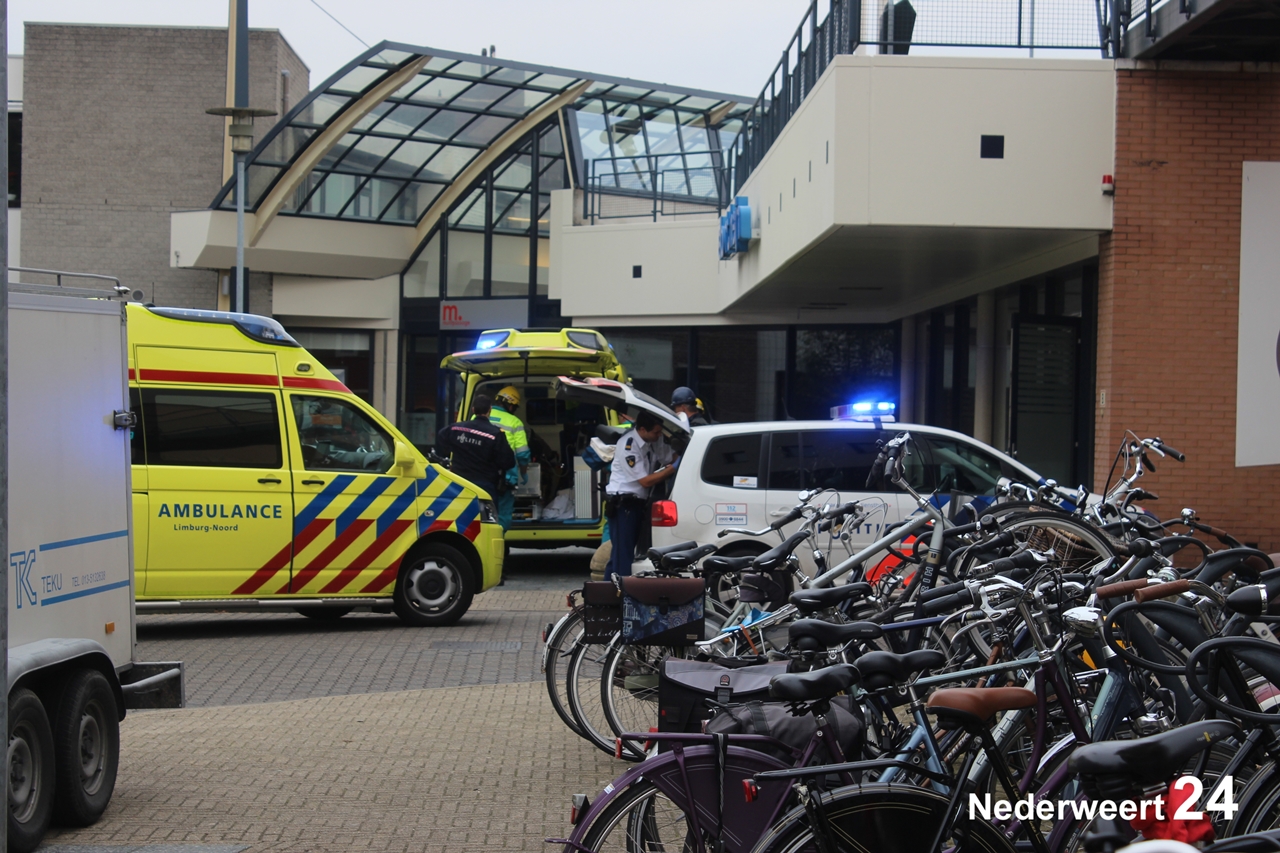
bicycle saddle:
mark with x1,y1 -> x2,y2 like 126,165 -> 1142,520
788,619 -> 883,652
854,649 -> 945,690
702,555 -> 755,574
789,583 -> 873,615
769,663 -> 860,702
925,687 -> 1037,729
661,544 -> 717,570
753,530 -> 811,572
1068,720 -> 1238,788
646,541 -> 698,562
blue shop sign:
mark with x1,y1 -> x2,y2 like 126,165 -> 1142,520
719,197 -> 752,260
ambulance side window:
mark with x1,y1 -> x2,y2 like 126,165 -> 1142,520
141,389 -> 283,469
291,395 -> 395,474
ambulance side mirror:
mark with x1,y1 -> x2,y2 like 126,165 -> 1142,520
393,440 -> 424,478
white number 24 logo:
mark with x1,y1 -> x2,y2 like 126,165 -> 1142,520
1172,775 -> 1237,822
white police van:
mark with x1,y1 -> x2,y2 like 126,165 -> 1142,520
651,414 -> 1046,569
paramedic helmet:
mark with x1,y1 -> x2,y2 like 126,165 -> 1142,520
495,386 -> 521,410
670,386 -> 698,410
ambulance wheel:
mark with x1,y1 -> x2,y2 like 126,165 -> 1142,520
394,543 -> 475,627
8,688 -> 55,852
52,669 -> 119,827
296,607 -> 354,621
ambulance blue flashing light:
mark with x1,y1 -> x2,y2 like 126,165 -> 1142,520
831,401 -> 897,422
475,331 -> 510,350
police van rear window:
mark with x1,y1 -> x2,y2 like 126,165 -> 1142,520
148,307 -> 299,347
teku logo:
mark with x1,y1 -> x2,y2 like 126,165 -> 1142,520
11,549 -> 37,608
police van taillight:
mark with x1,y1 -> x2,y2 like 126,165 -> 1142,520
651,500 -> 678,527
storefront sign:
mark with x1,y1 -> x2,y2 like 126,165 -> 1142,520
439,298 -> 529,331
1236,163 -> 1280,467
718,196 -> 753,260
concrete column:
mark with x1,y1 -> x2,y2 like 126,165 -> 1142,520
973,291 -> 996,443
898,318 -> 915,422
372,330 -> 400,420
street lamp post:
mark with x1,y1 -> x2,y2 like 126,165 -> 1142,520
205,105 -> 274,313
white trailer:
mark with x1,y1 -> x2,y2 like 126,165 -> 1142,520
6,280 -> 183,852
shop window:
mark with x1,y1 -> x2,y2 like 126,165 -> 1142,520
401,335 -> 440,447
290,330 -> 374,402
696,328 -> 786,423
792,327 -> 897,421
598,329 -> 688,405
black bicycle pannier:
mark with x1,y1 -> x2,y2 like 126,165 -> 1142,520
657,659 -> 789,735
704,695 -> 865,761
581,581 -> 621,643
619,576 -> 705,646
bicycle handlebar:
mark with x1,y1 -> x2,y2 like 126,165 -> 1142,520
1133,579 -> 1191,603
1096,578 -> 1150,599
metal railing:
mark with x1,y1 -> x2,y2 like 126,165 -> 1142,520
730,0 -> 1117,192
7,266 -> 131,298
583,156 -> 730,224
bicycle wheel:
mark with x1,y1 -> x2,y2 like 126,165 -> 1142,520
961,512 -> 1119,576
751,783 -> 1017,853
601,642 -> 688,759
1228,761 -> 1280,836
567,636 -> 642,759
543,607 -> 586,738
575,779 -> 697,853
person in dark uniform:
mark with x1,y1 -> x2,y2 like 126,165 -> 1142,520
604,410 -> 678,581
670,386 -> 712,426
435,394 -> 516,499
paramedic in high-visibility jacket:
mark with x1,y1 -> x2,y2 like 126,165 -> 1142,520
603,410 -> 678,581
489,386 -> 530,531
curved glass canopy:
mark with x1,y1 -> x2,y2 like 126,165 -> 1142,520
213,42 -> 752,229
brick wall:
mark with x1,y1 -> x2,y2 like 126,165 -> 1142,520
1096,63 -> 1280,551
21,24 -> 309,310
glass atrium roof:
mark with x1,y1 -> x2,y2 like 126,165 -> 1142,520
214,42 -> 753,228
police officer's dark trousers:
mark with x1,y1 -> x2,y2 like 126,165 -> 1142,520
604,496 -> 646,582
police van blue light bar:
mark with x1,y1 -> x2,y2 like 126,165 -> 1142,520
831,401 -> 896,421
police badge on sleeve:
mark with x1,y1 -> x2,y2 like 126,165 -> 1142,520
626,455 -> 636,468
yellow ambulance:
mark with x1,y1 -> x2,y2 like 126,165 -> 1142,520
440,328 -> 627,548
127,305 -> 503,626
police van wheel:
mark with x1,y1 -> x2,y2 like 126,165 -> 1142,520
52,670 -> 119,827
8,688 -> 55,852
394,544 -> 475,627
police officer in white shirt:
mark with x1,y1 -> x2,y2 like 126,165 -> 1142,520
604,410 -> 679,581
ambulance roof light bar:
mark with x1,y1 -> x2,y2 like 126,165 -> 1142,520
831,401 -> 896,422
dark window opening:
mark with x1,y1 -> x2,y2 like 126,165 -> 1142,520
8,111 -> 20,208
980,135 -> 1004,159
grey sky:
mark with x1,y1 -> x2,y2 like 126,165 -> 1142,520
11,0 -> 815,98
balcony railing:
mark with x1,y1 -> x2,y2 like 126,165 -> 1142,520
730,0 -> 1116,192
583,156 -> 730,224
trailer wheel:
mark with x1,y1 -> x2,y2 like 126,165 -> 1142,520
393,543 -> 475,627
52,670 -> 119,827
8,688 -> 55,852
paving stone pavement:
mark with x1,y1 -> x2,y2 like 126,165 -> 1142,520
41,681 -> 620,852
41,554 -> 614,851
